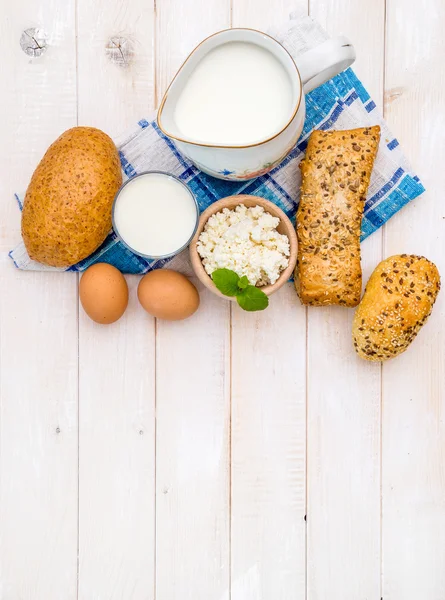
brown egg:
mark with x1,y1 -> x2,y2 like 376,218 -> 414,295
80,263 -> 128,324
138,269 -> 200,320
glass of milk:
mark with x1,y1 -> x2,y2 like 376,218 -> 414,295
112,171 -> 199,259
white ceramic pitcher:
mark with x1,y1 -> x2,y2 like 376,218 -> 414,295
157,28 -> 356,181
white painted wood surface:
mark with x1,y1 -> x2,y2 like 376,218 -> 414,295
382,0 -> 445,598
76,1 -> 156,598
155,4 -> 231,599
230,5 -> 307,600
0,0 -> 78,597
306,3 -> 384,599
0,1 -> 444,599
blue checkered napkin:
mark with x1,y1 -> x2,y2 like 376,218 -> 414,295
10,15 -> 425,273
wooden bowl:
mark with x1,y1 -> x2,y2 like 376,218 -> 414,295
189,195 -> 298,299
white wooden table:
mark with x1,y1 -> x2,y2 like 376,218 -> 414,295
1,0 -> 444,598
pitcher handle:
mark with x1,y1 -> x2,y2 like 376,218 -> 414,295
296,36 -> 356,93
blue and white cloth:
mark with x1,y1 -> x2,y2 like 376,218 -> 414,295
10,13 -> 425,273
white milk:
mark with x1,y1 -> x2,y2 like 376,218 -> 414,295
113,173 -> 197,257
174,42 -> 295,146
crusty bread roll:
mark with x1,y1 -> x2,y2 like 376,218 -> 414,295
353,255 -> 440,361
22,127 -> 122,267
295,126 -> 380,306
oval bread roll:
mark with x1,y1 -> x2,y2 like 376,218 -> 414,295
353,255 -> 440,361
295,126 -> 380,306
21,127 -> 122,267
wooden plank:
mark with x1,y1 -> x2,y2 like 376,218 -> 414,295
77,283 -> 155,599
229,5 -> 307,599
306,1 -> 385,598
232,0 -> 301,30
155,4 -> 231,599
382,0 -> 445,597
77,0 -> 155,137
230,286 -> 307,600
0,1 -> 78,598
76,0 -> 156,598
0,269 -> 78,600
155,288 -> 231,600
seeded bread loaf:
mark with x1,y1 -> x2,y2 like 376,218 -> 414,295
295,126 -> 380,306
21,127 -> 122,267
353,255 -> 440,361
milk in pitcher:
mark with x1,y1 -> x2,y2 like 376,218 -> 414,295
173,41 -> 296,146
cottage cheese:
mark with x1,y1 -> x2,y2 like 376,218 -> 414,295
197,204 -> 290,286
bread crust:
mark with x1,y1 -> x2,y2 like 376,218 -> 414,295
21,127 -> 122,267
295,126 -> 380,306
353,254 -> 441,361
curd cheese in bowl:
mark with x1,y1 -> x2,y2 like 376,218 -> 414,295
197,204 -> 290,286
190,195 -> 298,299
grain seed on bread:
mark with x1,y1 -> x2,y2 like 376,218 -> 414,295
295,125 -> 380,306
353,254 -> 440,361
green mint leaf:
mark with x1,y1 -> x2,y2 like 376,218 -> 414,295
237,276 -> 249,290
236,285 -> 269,311
211,268 -> 240,297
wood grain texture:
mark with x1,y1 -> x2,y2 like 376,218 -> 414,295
0,267 -> 78,600
155,285 -> 230,600
0,0 -> 78,597
77,0 -> 155,136
78,279 -> 155,600
306,1 -> 385,598
232,0 -> 302,30
76,1 -> 156,598
229,5 -> 308,597
382,0 -> 445,597
1,0 -> 445,598
231,285 -> 307,600
155,4 -> 231,599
